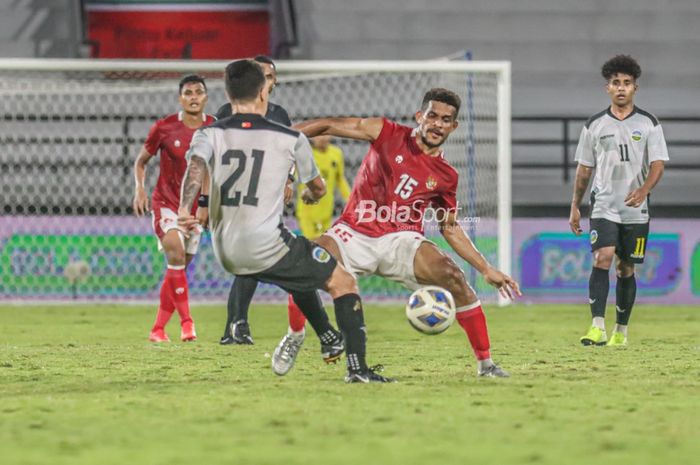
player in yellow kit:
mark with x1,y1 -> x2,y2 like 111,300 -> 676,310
295,135 -> 351,239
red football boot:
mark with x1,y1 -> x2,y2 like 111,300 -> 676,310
181,320 -> 197,342
149,328 -> 170,342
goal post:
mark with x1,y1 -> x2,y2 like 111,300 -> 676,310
0,59 -> 511,304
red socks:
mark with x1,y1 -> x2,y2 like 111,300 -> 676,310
152,266 -> 191,331
287,294 -> 307,332
455,301 -> 491,360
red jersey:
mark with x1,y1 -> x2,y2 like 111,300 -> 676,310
144,111 -> 215,210
338,119 -> 458,237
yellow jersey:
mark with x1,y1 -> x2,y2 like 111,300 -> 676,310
296,144 -> 351,239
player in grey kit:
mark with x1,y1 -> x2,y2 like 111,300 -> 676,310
178,59 -> 394,383
569,55 -> 668,346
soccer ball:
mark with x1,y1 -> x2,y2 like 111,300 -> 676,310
405,286 -> 456,335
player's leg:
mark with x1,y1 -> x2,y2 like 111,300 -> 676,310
609,258 -> 635,346
412,241 -> 507,377
221,276 -> 258,345
150,228 -> 187,342
608,222 -> 647,346
581,219 -> 618,346
284,218 -> 332,337
322,261 -> 394,383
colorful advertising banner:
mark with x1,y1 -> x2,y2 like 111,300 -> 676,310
2,217 -> 699,304
85,1 -> 270,59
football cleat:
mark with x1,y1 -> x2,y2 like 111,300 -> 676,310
345,365 -> 397,383
180,321 -> 197,342
230,320 -> 254,345
149,328 -> 170,343
321,334 -> 344,364
272,331 -> 305,376
606,331 -> 627,346
478,364 -> 510,378
580,326 -> 607,346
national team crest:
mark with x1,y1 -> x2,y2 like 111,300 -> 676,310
395,155 -> 404,164
174,140 -> 181,147
590,230 -> 598,244
426,176 -> 438,190
312,247 -> 331,263
631,130 -> 642,142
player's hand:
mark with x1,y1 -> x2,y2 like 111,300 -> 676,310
625,187 -> 648,208
133,188 -> 150,217
177,209 -> 199,238
301,188 -> 319,205
284,180 -> 295,205
569,204 -> 583,235
196,207 -> 209,229
483,267 -> 522,300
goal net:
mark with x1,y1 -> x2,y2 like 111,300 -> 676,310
0,59 -> 511,304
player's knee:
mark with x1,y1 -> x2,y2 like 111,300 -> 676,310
593,250 -> 614,269
439,258 -> 468,294
327,266 -> 358,297
616,260 -> 634,278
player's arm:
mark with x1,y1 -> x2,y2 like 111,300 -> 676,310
439,212 -> 521,299
132,146 -> 156,216
302,176 -> 327,205
178,155 -> 207,232
294,117 -> 384,142
196,170 -> 211,227
292,133 -> 327,204
569,164 -> 593,235
625,160 -> 664,207
570,125 -> 596,235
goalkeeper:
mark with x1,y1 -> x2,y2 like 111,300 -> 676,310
296,136 -> 351,238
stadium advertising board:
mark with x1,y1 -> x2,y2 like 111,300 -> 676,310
1,217 -> 699,303
85,0 -> 269,59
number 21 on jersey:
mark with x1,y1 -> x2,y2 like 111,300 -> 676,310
220,149 -> 264,207
394,174 -> 418,200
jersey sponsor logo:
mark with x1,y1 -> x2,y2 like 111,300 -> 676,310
312,246 -> 331,263
355,199 -> 459,224
590,229 -> 598,244
425,176 -> 438,191
631,130 -> 642,141
395,155 -> 404,164
600,134 -> 615,140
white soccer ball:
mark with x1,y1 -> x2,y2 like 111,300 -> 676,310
405,286 -> 456,335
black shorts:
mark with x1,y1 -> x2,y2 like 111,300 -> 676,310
589,218 -> 649,264
246,235 -> 337,293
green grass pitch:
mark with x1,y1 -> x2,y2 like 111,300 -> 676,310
1,303 -> 698,465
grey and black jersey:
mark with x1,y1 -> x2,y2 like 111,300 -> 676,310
186,113 -> 319,275
574,106 -> 669,224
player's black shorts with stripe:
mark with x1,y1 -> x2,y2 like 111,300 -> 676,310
244,235 -> 337,293
589,218 -> 649,264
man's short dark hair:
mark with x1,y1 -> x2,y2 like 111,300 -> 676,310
254,55 -> 276,70
179,74 -> 206,94
601,55 -> 641,81
225,59 -> 265,102
421,88 -> 461,119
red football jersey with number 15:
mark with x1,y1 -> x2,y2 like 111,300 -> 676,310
144,111 -> 215,211
337,118 -> 459,237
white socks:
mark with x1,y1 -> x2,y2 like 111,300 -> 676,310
592,317 -> 606,330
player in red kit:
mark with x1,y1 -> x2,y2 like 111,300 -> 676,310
281,88 -> 521,379
132,74 -> 215,343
